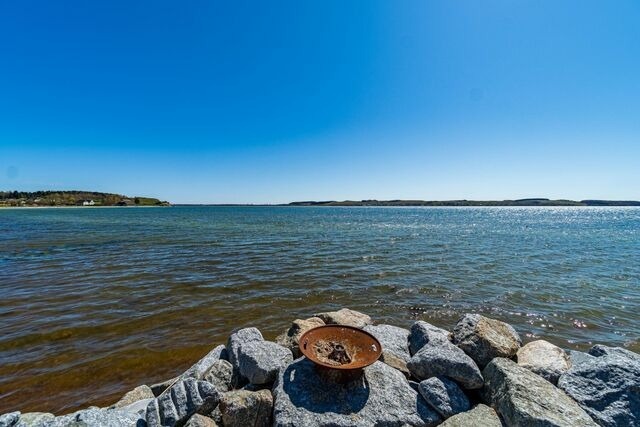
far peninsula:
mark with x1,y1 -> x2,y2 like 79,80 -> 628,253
0,191 -> 171,207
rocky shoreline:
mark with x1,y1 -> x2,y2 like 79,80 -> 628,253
1,308 -> 638,427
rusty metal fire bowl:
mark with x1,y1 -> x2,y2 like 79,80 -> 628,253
299,325 -> 382,383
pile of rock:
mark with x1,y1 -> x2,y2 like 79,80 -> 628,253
1,308 -> 638,427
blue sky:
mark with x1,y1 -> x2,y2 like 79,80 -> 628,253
1,1 -> 639,204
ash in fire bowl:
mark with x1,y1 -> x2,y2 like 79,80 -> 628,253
299,325 -> 382,371
313,339 -> 356,366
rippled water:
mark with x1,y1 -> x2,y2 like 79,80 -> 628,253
1,206 -> 639,413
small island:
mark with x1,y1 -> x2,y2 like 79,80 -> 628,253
0,191 -> 171,207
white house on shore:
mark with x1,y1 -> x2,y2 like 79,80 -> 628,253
81,200 -> 95,206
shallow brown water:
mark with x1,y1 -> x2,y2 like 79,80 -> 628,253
0,206 -> 638,414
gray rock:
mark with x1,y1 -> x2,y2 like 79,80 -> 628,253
275,317 -> 325,358
516,340 -> 570,384
589,343 -> 640,360
83,408 -> 144,427
180,345 -> 228,381
219,389 -> 273,427
557,345 -> 640,427
208,407 -> 222,426
380,350 -> 410,377
314,308 -> 372,329
409,321 -> 452,355
15,412 -> 55,427
202,359 -> 233,393
146,378 -> 222,427
47,407 -> 144,427
119,399 -> 154,418
453,314 -> 522,368
237,340 -> 293,385
0,412 -> 20,427
407,341 -> 484,389
567,349 -> 594,366
439,404 -> 502,427
184,414 -> 218,427
418,376 -> 470,419
482,357 -> 597,426
112,385 -> 156,408
272,357 -> 442,426
227,328 -> 264,367
150,377 -> 179,397
364,324 -> 411,362
227,328 -> 264,387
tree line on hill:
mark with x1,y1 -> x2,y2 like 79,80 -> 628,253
0,191 -> 170,207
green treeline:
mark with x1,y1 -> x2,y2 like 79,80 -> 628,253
0,191 -> 170,207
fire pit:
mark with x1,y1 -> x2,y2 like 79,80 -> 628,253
299,325 -> 382,383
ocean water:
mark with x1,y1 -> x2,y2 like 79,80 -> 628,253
0,206 -> 638,413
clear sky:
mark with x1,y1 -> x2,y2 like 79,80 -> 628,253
1,1 -> 639,204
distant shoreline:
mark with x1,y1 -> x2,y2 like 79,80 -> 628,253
3,203 -> 640,209
176,198 -> 640,207
0,205 -> 168,209
284,198 -> 640,207
3,192 -> 640,208
8,205 -> 640,209
0,191 -> 170,208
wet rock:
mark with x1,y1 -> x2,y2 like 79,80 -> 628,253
146,378 -> 221,427
48,407 -> 144,427
363,324 -> 411,361
15,412 -> 55,427
418,376 -> 470,419
439,404 -> 502,427
453,314 -> 521,368
516,339 -> 570,384
0,412 -> 19,427
407,341 -> 484,389
150,377 -> 179,397
237,340 -> 293,385
272,358 -> 442,427
557,345 -> 640,427
409,321 -> 452,356
180,345 -> 228,381
314,308 -> 372,329
275,317 -> 325,358
482,357 -> 597,426
184,414 -> 218,427
113,385 -> 156,408
219,389 -> 273,427
202,359 -> 233,393
380,350 -> 410,377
